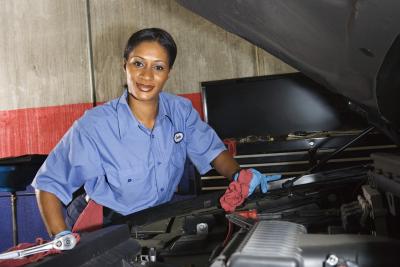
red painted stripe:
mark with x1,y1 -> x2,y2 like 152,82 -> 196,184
178,92 -> 204,119
0,103 -> 93,158
0,93 -> 203,158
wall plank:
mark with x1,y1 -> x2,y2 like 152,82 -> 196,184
0,0 -> 92,111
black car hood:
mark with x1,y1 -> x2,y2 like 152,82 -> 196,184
177,0 -> 400,143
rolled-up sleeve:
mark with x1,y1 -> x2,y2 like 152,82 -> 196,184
184,102 -> 226,175
31,121 -> 102,205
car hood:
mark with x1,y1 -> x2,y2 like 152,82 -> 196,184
177,0 -> 400,143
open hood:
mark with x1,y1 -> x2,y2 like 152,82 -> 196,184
177,0 -> 400,143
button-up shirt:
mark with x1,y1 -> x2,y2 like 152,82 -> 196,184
32,90 -> 226,215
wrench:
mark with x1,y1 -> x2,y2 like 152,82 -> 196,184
0,234 -> 77,260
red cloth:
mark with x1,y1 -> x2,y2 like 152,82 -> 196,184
0,234 -> 80,267
72,199 -> 103,233
220,169 -> 252,212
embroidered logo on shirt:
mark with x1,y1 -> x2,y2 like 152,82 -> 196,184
174,132 -> 184,143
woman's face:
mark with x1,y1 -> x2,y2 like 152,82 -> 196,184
125,41 -> 170,103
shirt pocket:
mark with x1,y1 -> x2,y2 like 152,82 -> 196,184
170,142 -> 186,169
105,165 -> 153,200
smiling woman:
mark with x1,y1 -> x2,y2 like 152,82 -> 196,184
123,29 -> 175,129
125,40 -> 171,129
30,28 -> 267,239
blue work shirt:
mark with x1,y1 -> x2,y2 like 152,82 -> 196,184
32,90 -> 226,215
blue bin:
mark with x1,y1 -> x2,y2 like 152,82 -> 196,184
0,155 -> 48,251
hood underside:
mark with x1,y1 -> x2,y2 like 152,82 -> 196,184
177,0 -> 400,141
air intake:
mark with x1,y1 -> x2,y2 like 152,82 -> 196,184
229,221 -> 306,267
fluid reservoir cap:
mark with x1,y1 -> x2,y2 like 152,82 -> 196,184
196,223 -> 208,235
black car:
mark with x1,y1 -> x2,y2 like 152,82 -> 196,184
28,1 -> 400,266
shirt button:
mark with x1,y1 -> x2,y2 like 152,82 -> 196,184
151,134 -> 155,138
157,161 -> 162,165
160,188 -> 164,192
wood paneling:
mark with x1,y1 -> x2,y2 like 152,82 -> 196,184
0,0 -> 296,107
0,0 -> 91,111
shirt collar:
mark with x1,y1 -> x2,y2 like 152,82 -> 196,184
116,90 -> 172,139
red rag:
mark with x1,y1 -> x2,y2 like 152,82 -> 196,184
0,234 -> 80,267
220,169 -> 253,212
72,199 -> 103,233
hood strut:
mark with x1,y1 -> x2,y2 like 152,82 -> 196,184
283,126 -> 375,195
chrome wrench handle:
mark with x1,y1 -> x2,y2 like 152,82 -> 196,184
0,234 -> 77,260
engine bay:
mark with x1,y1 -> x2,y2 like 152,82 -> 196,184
127,153 -> 400,267
26,152 -> 400,267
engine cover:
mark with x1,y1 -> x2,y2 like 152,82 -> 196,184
229,221 -> 306,267
227,220 -> 400,267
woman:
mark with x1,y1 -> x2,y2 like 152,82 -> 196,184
32,28 -> 278,238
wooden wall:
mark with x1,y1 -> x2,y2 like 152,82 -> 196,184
0,0 -> 295,158
0,0 -> 92,110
